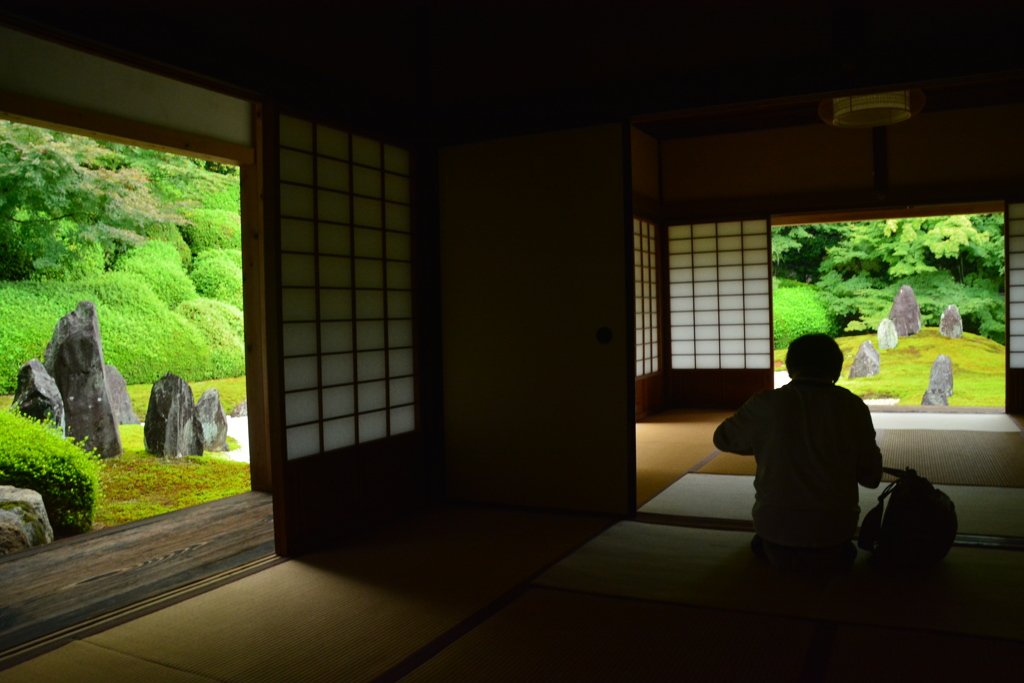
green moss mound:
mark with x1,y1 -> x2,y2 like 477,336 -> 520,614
0,411 -> 100,536
113,239 -> 197,308
773,280 -> 839,349
190,249 -> 242,309
175,298 -> 245,379
180,207 -> 241,256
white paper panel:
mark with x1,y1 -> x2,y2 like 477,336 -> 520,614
744,264 -> 770,279
721,326 -> 745,340
671,341 -> 695,355
745,294 -> 771,309
670,312 -> 694,327
353,166 -> 382,198
354,259 -> 384,288
693,281 -> 718,296
721,355 -> 745,369
1011,286 -> 1024,303
667,225 -> 692,239
317,124 -> 349,159
743,234 -> 768,250
721,310 -> 744,325
719,280 -> 743,296
316,157 -> 349,191
743,219 -> 767,234
354,197 -> 383,228
355,291 -> 385,319
358,410 -> 388,442
695,328 -> 719,341
383,145 -> 410,174
323,417 -> 356,450
719,295 -> 744,309
390,377 -> 415,405
694,267 -> 717,282
385,202 -> 411,232
668,254 -> 693,268
285,390 -> 319,426
745,309 -> 771,324
386,232 -> 412,260
357,381 -> 387,412
1010,337 -> 1024,352
744,279 -> 770,294
669,283 -> 694,298
693,223 -> 716,238
673,355 -> 696,369
390,406 -> 416,435
280,148 -> 314,184
1007,218 -> 1024,236
280,116 -> 313,151
1010,320 -> 1024,335
696,356 -> 720,369
694,297 -> 718,311
693,252 -> 717,267
746,324 -> 772,339
635,360 -> 644,375
747,339 -> 772,354
718,221 -> 741,236
668,239 -> 692,254
281,218 -> 315,253
717,236 -> 742,251
281,254 -> 316,287
1010,236 -> 1024,253
669,268 -> 694,283
671,325 -> 695,340
747,354 -> 772,368
352,136 -> 381,167
388,291 -> 414,318
282,288 -> 317,322
718,251 -> 742,266
1008,353 -> 1023,369
693,238 -> 716,252
357,350 -> 387,381
286,425 -> 320,460
320,291 -> 353,322
389,348 -> 415,376
389,320 -> 414,347
320,323 -> 354,356
318,190 -> 349,223
384,173 -> 411,203
284,357 -> 319,391
321,353 -> 354,386
743,250 -> 769,265
1009,203 -> 1024,219
1010,254 -> 1024,269
282,323 -> 318,356
694,311 -> 718,325
317,257 -> 351,288
280,184 -> 314,218
322,386 -> 355,418
387,261 -> 413,289
356,321 -> 386,350
1010,270 -> 1024,286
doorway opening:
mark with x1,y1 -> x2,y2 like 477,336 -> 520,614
0,118 -> 250,545
771,204 -> 1006,411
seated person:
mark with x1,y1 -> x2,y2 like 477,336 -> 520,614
713,334 -> 882,570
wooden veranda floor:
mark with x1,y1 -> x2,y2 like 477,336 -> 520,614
0,491 -> 275,657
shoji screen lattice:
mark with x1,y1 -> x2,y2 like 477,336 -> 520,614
1009,203 -> 1024,368
278,115 -> 414,460
667,219 -> 772,370
634,218 -> 659,377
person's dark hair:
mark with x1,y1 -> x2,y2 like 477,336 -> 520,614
785,334 -> 843,382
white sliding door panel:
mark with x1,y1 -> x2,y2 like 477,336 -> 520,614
440,125 -> 632,514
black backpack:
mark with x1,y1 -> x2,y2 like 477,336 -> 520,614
858,466 -> 958,567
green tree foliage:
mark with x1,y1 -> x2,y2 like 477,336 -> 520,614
175,298 -> 245,378
775,214 -> 1005,342
113,239 -> 197,308
0,410 -> 101,536
190,249 -> 243,309
179,207 -> 241,256
0,121 -> 182,281
773,280 -> 839,349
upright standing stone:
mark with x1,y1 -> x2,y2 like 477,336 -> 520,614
921,354 -> 954,406
940,305 -> 963,339
848,340 -> 881,379
889,285 -> 922,337
104,365 -> 141,425
144,373 -> 204,457
877,318 -> 898,350
43,302 -> 122,458
196,388 -> 229,452
11,359 -> 65,435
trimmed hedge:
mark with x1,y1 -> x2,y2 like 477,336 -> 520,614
0,410 -> 100,536
190,249 -> 243,309
113,239 -> 197,308
180,207 -> 241,256
142,223 -> 192,270
175,298 -> 245,379
773,281 -> 839,349
0,274 -> 220,393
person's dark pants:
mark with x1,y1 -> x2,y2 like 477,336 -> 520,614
750,534 -> 857,571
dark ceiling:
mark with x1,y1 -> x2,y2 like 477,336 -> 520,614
3,1 -> 1024,143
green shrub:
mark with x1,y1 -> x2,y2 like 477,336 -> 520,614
773,280 -> 839,349
0,411 -> 100,536
0,274 -> 220,392
190,249 -> 243,309
175,298 -> 245,378
113,239 -> 197,308
142,223 -> 192,270
180,207 -> 241,256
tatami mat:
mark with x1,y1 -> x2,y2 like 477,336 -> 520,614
1,507 -> 610,683
0,640 -> 214,683
534,522 -> 1024,641
635,409 -> 730,505
398,588 -> 816,682
639,473 -> 1024,537
825,624 -> 1024,683
869,412 -> 1020,432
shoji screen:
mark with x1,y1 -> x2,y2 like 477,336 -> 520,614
277,115 -> 414,460
1008,203 -> 1024,369
667,219 -> 772,370
634,218 -> 659,377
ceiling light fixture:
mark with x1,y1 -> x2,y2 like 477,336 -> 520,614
819,89 -> 925,128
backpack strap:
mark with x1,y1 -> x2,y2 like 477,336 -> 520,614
857,476 -> 900,551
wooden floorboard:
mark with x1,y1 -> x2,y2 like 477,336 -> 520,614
0,491 -> 274,653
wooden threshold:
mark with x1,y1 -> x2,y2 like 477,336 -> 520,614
0,491 -> 274,656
